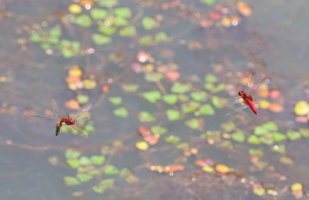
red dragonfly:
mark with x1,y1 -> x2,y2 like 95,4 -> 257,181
225,71 -> 268,116
238,90 -> 258,115
56,115 -> 76,136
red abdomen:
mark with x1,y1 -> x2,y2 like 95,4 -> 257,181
59,117 -> 76,125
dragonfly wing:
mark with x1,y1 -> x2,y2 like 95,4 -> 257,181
56,123 -> 61,136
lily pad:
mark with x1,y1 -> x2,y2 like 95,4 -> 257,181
198,104 -> 215,115
166,109 -> 181,121
92,34 -> 111,45
231,131 -> 245,143
151,126 -> 167,135
64,176 -> 80,186
119,26 -> 136,37
138,111 -> 156,122
190,91 -> 207,102
185,118 -> 203,130
145,73 -> 163,82
143,90 -> 161,103
114,7 -> 132,19
286,131 -> 301,141
92,179 -> 115,193
113,107 -> 129,118
171,82 -> 191,94
142,16 -> 157,30
109,96 -> 122,105
163,94 -> 178,105
104,165 -> 119,175
75,14 -> 92,27
90,8 -> 108,19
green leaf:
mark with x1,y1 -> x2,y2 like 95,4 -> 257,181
92,179 -> 115,193
79,156 -> 91,165
104,165 -> 119,175
67,159 -> 80,169
151,126 -> 167,135
204,74 -> 217,83
113,107 -> 129,118
182,101 -> 200,113
212,96 -> 224,108
166,109 -> 181,121
114,7 -> 132,19
76,94 -> 89,104
139,35 -> 154,45
90,155 -> 106,165
145,73 -> 163,82
185,118 -> 203,130
143,90 -> 161,103
190,91 -> 207,102
171,82 -> 191,94
77,173 -> 93,182
221,121 -> 236,132
49,26 -> 62,37
212,83 -> 226,93
90,8 -> 108,19
109,96 -> 122,105
65,149 -> 81,159
114,16 -> 129,26
84,123 -> 95,133
202,0 -> 216,6
272,132 -> 286,142
247,135 -> 260,145
259,135 -> 274,145
92,34 -> 111,45
119,26 -> 136,37
98,24 -> 116,35
142,16 -> 157,30
300,128 -> 309,138
287,131 -> 301,141
97,0 -> 118,7
163,94 -> 178,105
121,84 -> 139,92
155,32 -> 169,43
64,176 -> 80,186
262,121 -> 278,132
120,168 -> 139,183
272,144 -> 286,154
165,135 -> 180,144
198,104 -> 215,115
75,14 -> 92,27
254,126 -> 268,136
231,131 -> 245,143
138,111 -> 156,122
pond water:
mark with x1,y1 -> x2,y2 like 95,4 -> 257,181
0,0 -> 308,200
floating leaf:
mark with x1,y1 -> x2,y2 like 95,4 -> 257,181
202,0 -> 216,6
300,128 -> 309,138
182,101 -> 200,113
92,179 -> 115,193
252,184 -> 266,196
98,25 -> 116,35
64,176 -> 80,186
272,132 -> 286,142
190,91 -> 207,102
294,101 -> 309,116
68,4 -> 82,14
138,111 -> 156,122
92,34 -> 111,45
171,82 -> 191,94
90,8 -> 108,19
77,173 -> 93,182
113,107 -> 129,118
50,26 -> 62,37
254,126 -> 268,136
114,7 -> 132,19
247,135 -> 260,145
120,168 -> 139,183
151,126 -> 167,135
135,141 -> 149,151
211,96 -> 223,108
263,121 -> 278,131
166,109 -> 181,121
97,0 -> 118,8
231,131 -> 245,143
119,26 -> 136,37
142,16 -> 157,30
79,156 -> 91,165
76,94 -> 89,104
185,118 -> 203,130
90,155 -> 105,165
75,14 -> 92,27
165,135 -> 180,144
121,84 -> 139,92
143,90 -> 161,103
67,159 -> 80,169
109,96 -> 122,105
198,104 -> 215,115
162,94 -> 178,105
221,121 -> 236,132
272,144 -> 286,154
204,74 -> 217,83
104,165 -> 119,175
155,32 -> 169,43
65,149 -> 81,159
84,123 -> 95,133
286,131 -> 301,141
145,73 -> 163,82
139,35 -> 154,45
215,164 -> 231,174
60,40 -> 80,58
